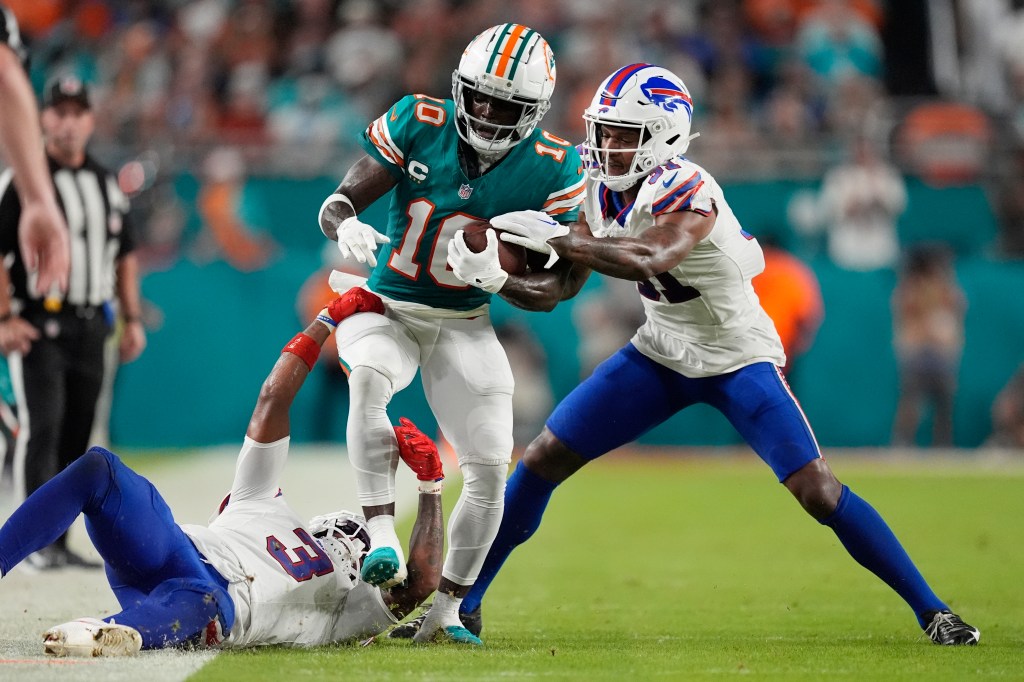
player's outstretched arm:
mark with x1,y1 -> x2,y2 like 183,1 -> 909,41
445,215 -> 592,312
554,210 -> 714,280
487,209 -> 592,311
498,256 -> 592,312
382,418 -> 444,619
0,45 -> 71,295
245,287 -> 384,443
497,208 -> 715,281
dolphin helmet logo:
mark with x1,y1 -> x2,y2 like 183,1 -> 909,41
641,76 -> 692,116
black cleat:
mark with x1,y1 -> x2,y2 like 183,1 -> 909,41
387,604 -> 483,639
388,612 -> 427,639
922,610 -> 980,645
460,605 -> 482,637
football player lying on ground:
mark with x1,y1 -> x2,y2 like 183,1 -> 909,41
0,288 -> 447,656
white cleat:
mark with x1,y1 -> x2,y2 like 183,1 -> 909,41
412,609 -> 482,646
43,617 -> 142,657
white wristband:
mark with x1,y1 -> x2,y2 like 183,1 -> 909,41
315,307 -> 337,332
418,479 -> 444,494
319,193 -> 355,237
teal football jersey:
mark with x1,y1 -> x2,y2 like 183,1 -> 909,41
359,95 -> 585,310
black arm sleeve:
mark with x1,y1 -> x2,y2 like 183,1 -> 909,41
0,171 -> 23,256
0,5 -> 28,66
117,207 -> 137,258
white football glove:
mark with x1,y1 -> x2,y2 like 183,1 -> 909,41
336,216 -> 390,267
447,229 -> 509,294
490,209 -> 569,268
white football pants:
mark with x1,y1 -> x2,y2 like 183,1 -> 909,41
337,306 -> 513,584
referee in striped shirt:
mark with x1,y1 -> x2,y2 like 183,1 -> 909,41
0,76 -> 146,569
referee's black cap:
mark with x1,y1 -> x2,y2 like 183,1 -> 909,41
42,74 -> 91,109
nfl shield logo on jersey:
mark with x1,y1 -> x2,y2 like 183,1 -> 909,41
458,183 -> 473,200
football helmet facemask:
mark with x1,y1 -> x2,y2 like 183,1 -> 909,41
308,510 -> 370,580
583,64 -> 698,191
452,23 -> 555,154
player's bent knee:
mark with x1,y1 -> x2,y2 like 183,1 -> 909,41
783,459 -> 842,520
72,447 -> 119,486
522,428 -> 585,484
454,411 -> 513,466
460,461 -> 508,506
347,366 -> 395,406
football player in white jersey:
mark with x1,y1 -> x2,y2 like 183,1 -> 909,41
0,288 -> 448,656
433,64 -> 979,646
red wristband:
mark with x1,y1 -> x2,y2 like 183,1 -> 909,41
282,333 -> 320,371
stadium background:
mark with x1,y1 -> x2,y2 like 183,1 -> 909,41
2,0 -> 1023,450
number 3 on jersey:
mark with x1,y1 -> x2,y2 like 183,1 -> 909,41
388,198 -> 480,289
266,528 -> 335,582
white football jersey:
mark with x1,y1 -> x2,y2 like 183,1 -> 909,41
180,437 -> 397,647
583,156 -> 786,377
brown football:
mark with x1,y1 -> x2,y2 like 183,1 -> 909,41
462,220 -> 529,275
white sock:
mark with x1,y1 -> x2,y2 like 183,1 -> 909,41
415,591 -> 465,642
430,592 -> 462,620
367,515 -> 405,565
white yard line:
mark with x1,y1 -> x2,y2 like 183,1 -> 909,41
0,445 -> 420,681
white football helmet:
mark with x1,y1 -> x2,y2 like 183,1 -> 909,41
582,64 -> 698,191
308,510 -> 370,581
452,23 -> 556,154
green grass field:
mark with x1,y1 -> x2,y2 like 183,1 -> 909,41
191,452 -> 1024,681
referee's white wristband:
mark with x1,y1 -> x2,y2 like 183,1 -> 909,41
318,193 -> 355,236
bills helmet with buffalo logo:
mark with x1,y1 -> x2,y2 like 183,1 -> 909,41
582,64 -> 698,191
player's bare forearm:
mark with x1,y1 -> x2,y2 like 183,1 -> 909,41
498,259 -> 590,311
0,48 -> 52,206
115,254 -> 143,321
551,210 -> 714,280
321,155 -> 397,240
245,320 -> 332,443
0,260 -> 14,319
384,491 -> 444,619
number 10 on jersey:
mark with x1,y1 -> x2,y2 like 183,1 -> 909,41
388,198 -> 482,289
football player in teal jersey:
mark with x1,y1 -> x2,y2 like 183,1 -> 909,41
317,23 -> 590,645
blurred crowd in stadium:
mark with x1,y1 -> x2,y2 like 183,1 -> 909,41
5,0 -> 1022,242
2,0 -> 1024,450
5,1 -> 1022,176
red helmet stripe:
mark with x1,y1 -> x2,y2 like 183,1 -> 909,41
599,63 -> 650,105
